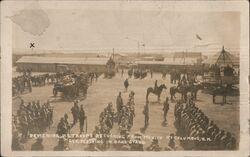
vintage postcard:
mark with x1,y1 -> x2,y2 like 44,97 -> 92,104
1,0 -> 249,156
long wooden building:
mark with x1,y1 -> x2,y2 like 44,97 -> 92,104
16,56 -> 114,73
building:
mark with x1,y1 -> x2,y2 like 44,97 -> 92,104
16,56 -> 114,73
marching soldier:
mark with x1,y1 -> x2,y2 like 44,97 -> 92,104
71,101 -> 80,126
56,118 -> 66,136
64,114 -> 71,133
163,97 -> 169,123
116,92 -> 123,113
143,101 -> 149,128
79,105 -> 86,133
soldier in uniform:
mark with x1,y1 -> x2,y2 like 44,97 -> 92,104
31,138 -> 44,151
124,78 -> 129,92
116,92 -> 123,113
79,105 -> 86,133
12,131 -> 24,150
53,138 -> 67,151
154,80 -> 158,91
121,68 -> 124,77
71,101 -> 80,126
146,138 -> 161,151
64,114 -> 71,133
56,118 -> 66,136
163,97 -> 169,123
143,101 -> 149,129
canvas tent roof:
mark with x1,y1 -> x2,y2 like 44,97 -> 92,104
203,46 -> 239,66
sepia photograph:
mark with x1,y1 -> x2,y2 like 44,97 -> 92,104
1,0 -> 249,156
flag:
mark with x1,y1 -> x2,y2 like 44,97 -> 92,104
196,34 -> 202,40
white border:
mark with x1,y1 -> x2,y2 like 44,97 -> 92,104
1,1 -> 249,156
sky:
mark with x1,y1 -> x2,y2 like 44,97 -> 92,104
10,1 -> 240,54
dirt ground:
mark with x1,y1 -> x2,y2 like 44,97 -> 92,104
12,72 -> 239,151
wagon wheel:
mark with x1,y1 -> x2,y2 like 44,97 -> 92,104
53,88 -> 58,97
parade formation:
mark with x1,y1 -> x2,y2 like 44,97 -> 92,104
12,60 -> 239,151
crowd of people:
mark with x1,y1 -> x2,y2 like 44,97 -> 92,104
174,97 -> 236,150
12,99 -> 54,150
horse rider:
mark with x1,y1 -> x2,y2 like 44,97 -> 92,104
79,104 -> 86,134
154,80 -> 158,92
163,97 -> 169,123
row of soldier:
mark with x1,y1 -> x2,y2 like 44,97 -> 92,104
14,100 -> 54,140
12,100 -> 53,150
174,98 -> 236,150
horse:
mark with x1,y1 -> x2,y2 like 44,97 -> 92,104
170,85 -> 189,101
146,84 -> 167,101
170,83 -> 203,101
212,85 -> 230,105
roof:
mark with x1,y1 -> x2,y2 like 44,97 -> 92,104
16,56 -> 109,65
202,47 -> 239,66
136,59 -> 195,66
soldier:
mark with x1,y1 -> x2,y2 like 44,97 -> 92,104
146,138 -> 161,151
154,80 -> 158,91
121,68 -> 124,77
64,114 -> 71,133
12,131 -> 24,150
53,138 -> 67,151
124,78 -> 129,92
31,138 -> 44,151
166,133 -> 176,150
19,113 -> 29,140
79,105 -> 86,133
116,92 -> 123,113
163,97 -> 169,123
71,101 -> 80,126
143,101 -> 149,128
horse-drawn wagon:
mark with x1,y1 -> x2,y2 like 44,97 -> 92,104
53,73 -> 89,101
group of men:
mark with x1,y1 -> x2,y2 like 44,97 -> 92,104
12,99 -> 53,150
14,100 -> 53,139
56,101 -> 86,136
142,96 -> 169,129
174,98 -> 236,150
13,74 -> 32,96
117,91 -> 135,132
